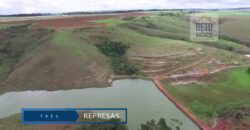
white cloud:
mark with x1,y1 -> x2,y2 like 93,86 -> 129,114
0,0 -> 250,15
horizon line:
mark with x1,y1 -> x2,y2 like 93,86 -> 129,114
1,7 -> 250,16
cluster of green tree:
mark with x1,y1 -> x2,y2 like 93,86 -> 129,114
247,67 -> 250,74
158,12 -> 181,17
122,17 -> 135,21
140,118 -> 173,130
141,16 -> 151,20
219,35 -> 241,43
58,9 -> 184,16
79,118 -> 174,130
144,22 -> 158,29
0,13 -> 51,17
63,10 -> 145,15
79,119 -> 128,130
95,41 -> 138,75
200,41 -> 250,54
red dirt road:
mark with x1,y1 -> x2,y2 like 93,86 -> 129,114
152,78 -> 213,130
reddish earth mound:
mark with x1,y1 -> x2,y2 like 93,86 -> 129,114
214,118 -> 233,130
33,13 -> 149,29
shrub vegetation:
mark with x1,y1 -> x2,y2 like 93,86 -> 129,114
247,67 -> 250,74
95,41 -> 138,75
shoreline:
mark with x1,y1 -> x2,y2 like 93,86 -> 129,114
0,78 -> 234,130
152,78 -> 213,130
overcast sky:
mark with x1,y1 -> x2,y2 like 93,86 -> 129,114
0,0 -> 250,15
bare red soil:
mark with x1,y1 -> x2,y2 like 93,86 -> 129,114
32,13 -> 149,29
214,118 -> 233,130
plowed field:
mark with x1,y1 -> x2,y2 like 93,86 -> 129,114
33,13 -> 149,29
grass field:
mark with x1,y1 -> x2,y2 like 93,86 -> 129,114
0,23 -> 22,29
162,67 -> 250,124
197,11 -> 250,48
94,19 -> 128,26
220,17 -> 250,45
215,11 -> 250,16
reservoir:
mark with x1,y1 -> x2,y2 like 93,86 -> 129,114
0,79 -> 199,130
